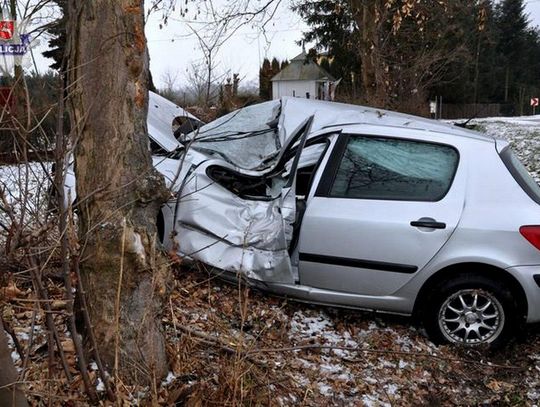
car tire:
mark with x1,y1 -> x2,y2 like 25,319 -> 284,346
423,274 -> 518,348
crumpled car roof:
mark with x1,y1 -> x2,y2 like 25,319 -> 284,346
183,97 -> 491,172
278,97 -> 491,142
148,91 -> 197,152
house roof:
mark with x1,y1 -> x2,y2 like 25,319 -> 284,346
271,52 -> 335,82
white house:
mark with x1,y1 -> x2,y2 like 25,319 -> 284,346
271,52 -> 338,101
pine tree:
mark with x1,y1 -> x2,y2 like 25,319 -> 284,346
42,1 -> 67,71
259,58 -> 272,100
496,0 -> 534,112
293,0 -> 361,97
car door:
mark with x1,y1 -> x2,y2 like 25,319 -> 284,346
172,117 -> 314,284
297,131 -> 465,296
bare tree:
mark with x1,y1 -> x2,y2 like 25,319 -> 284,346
160,68 -> 180,101
66,0 -> 171,385
154,0 -> 282,106
345,0 -> 472,114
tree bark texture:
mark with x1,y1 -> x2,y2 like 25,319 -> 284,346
66,0 -> 171,385
0,318 -> 28,407
349,0 -> 392,109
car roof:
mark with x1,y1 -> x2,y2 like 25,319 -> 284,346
279,97 -> 495,144
148,91 -> 198,152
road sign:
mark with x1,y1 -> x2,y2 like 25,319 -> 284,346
531,98 -> 539,107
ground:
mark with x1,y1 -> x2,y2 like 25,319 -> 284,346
1,116 -> 540,406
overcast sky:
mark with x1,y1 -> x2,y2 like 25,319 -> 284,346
31,1 -> 540,90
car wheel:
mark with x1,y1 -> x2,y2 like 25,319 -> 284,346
423,275 -> 517,348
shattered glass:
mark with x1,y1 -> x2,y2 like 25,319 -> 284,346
188,100 -> 282,170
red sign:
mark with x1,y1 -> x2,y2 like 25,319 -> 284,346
0,20 -> 14,40
531,98 -> 539,107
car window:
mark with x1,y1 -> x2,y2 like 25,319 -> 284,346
499,147 -> 540,205
329,135 -> 459,201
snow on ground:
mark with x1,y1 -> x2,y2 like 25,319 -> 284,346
166,270 -> 540,405
456,115 -> 540,181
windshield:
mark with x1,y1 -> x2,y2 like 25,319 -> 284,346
187,100 -> 282,170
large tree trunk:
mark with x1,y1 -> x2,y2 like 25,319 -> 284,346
66,0 -> 171,385
0,319 -> 28,407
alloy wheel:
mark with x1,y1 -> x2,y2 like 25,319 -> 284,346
438,289 -> 505,345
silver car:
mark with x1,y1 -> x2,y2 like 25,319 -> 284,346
70,95 -> 540,347
154,97 -> 540,348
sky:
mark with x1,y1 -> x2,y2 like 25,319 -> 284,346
143,3 -> 309,90
26,0 -> 540,90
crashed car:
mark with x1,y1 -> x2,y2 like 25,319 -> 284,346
68,94 -> 540,347
156,97 -> 540,348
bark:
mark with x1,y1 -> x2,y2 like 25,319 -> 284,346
66,0 -> 171,385
350,0 -> 390,109
0,318 -> 28,407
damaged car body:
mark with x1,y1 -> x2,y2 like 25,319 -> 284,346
159,97 -> 540,348
67,94 -> 540,347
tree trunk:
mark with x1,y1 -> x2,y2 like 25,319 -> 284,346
66,0 -> 171,385
0,319 -> 28,407
350,0 -> 388,108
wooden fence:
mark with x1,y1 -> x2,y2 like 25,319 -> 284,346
439,103 -> 513,120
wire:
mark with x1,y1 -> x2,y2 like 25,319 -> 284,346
147,27 -> 303,43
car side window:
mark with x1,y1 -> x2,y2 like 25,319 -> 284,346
329,135 -> 459,201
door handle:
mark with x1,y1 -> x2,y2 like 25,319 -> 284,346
410,219 -> 446,229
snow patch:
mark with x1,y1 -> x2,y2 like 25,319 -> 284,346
130,231 -> 146,262
96,378 -> 105,392
162,371 -> 176,386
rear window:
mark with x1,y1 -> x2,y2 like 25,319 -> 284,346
500,147 -> 540,205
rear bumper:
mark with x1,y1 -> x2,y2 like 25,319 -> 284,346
507,265 -> 540,323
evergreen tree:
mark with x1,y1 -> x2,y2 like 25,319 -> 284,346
271,57 -> 280,73
259,58 -> 273,100
495,0 -> 539,113
293,0 -> 361,97
42,1 -> 66,71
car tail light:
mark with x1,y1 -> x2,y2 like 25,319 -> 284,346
519,226 -> 540,250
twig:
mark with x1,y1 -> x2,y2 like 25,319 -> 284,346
163,321 -> 522,371
246,344 -> 524,370
28,257 -> 73,382
20,305 -> 37,379
114,218 -> 127,381
162,319 -> 265,367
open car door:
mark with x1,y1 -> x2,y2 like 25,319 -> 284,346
173,116 -> 314,284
